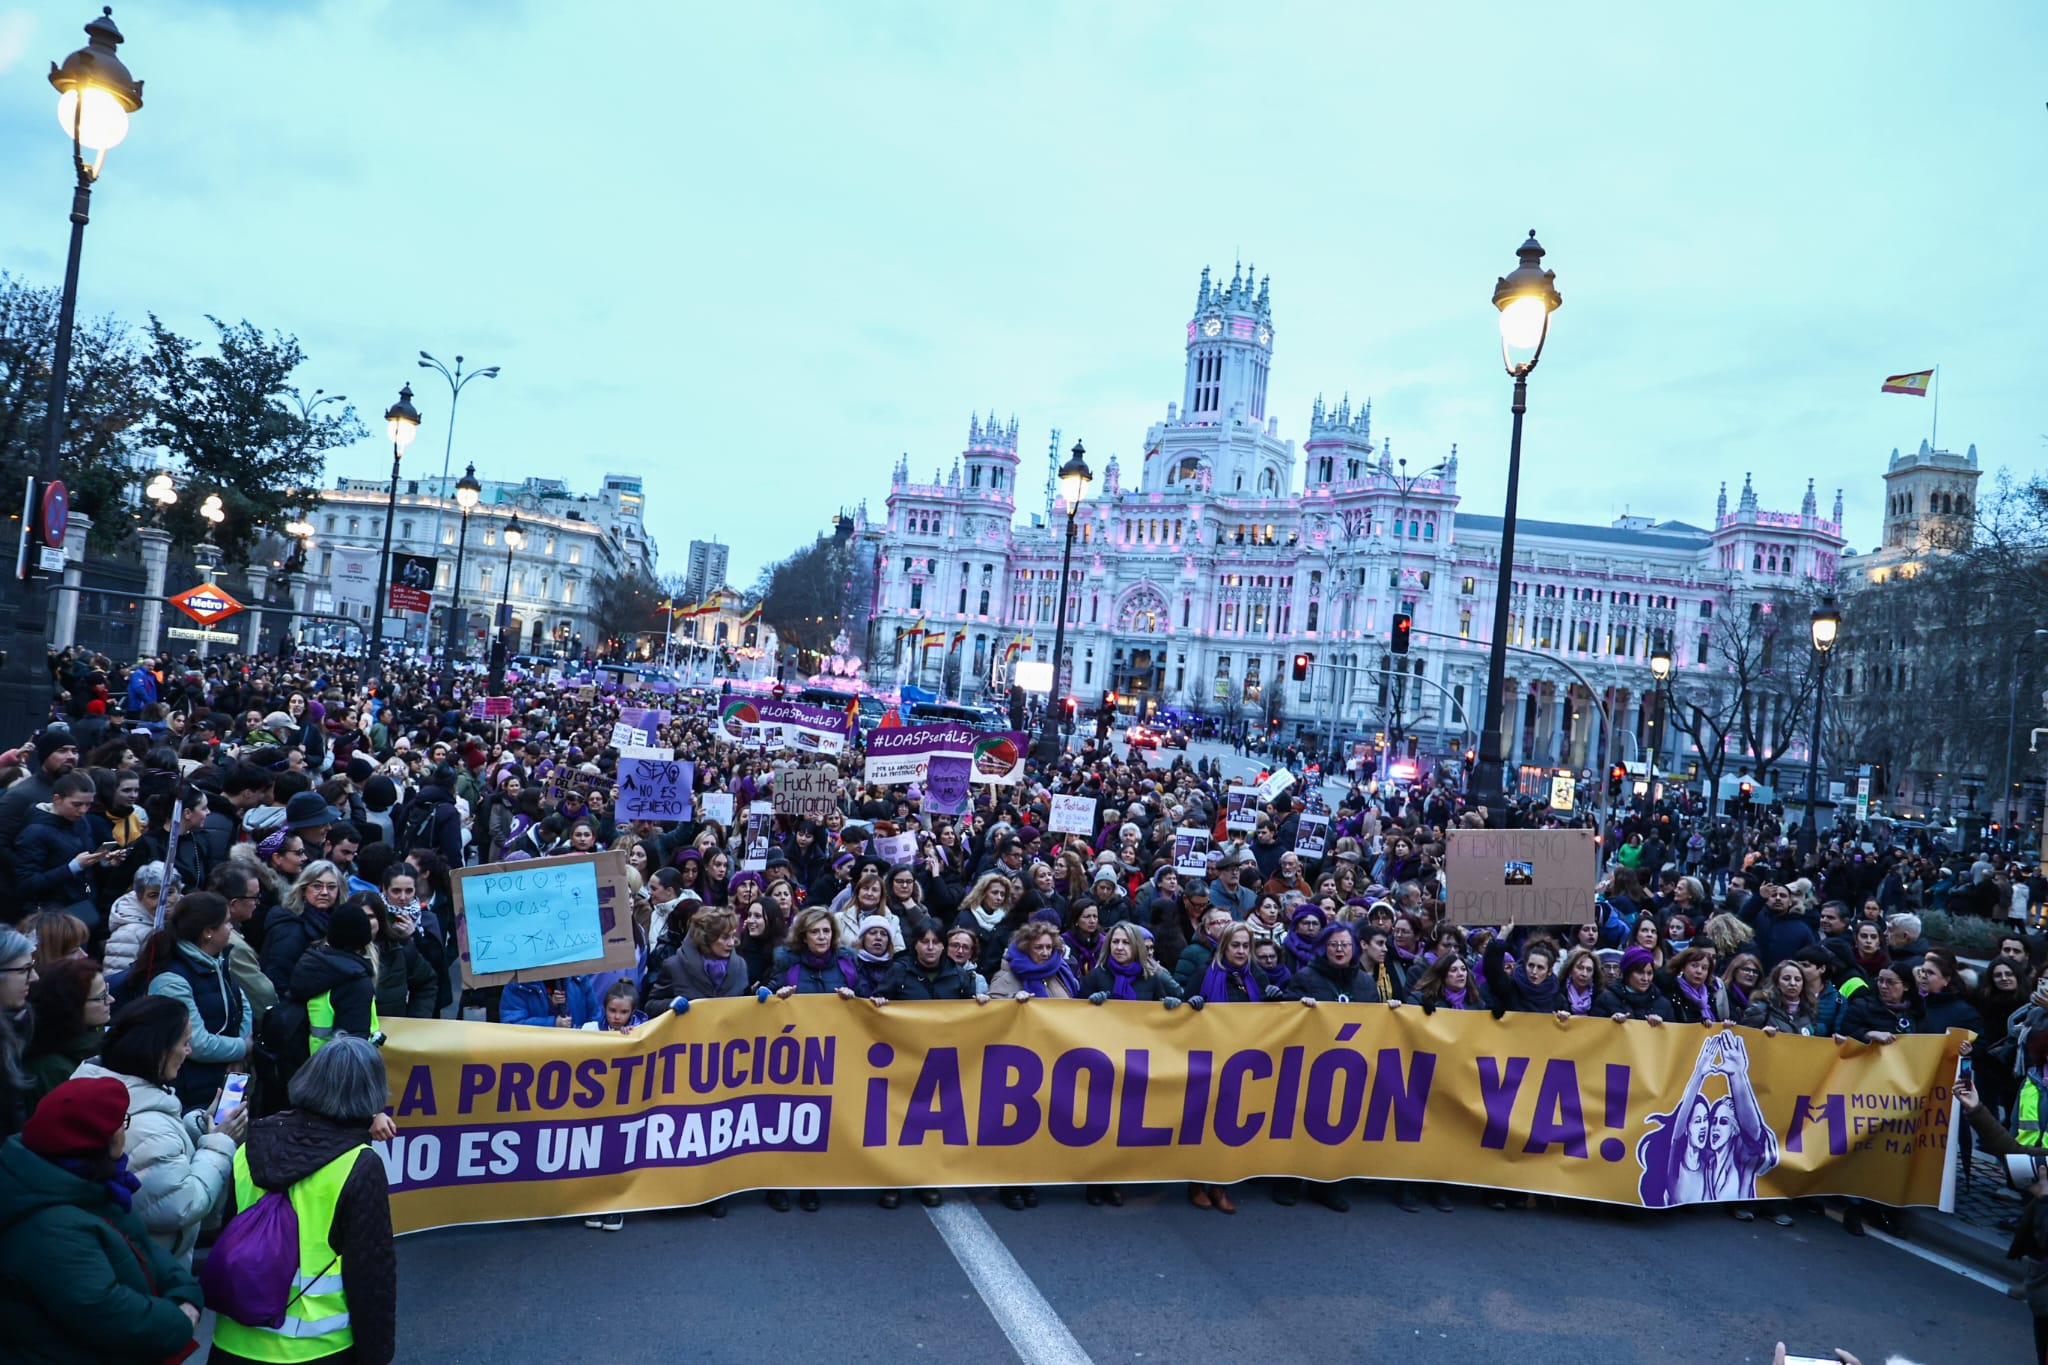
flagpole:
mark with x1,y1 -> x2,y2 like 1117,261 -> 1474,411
1931,364 -> 1939,450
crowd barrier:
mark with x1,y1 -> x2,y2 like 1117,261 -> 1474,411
374,1002 -> 1965,1234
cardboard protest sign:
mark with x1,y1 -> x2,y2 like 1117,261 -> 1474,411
1225,786 -> 1259,833
1259,768 -> 1295,801
774,764 -> 842,821
454,851 -> 636,990
742,801 -> 775,870
718,699 -> 760,748
1294,811 -> 1330,859
1174,826 -> 1212,878
1445,827 -> 1599,925
873,832 -> 920,866
610,720 -> 650,751
700,792 -> 735,829
1048,794 -> 1097,837
616,758 -> 694,823
923,755 -> 970,817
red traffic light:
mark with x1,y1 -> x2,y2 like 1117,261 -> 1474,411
1390,613 -> 1412,655
1291,653 -> 1310,681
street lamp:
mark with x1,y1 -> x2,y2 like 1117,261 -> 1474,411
0,7 -> 144,739
1472,231 -> 1562,825
364,383 -> 421,684
1031,441 -> 1092,766
488,511 -> 524,695
439,462 -> 481,700
1799,596 -> 1842,858
1649,646 -> 1673,784
417,352 -> 499,597
144,470 -> 176,524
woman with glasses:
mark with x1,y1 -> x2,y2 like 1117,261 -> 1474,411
260,860 -> 343,997
24,956 -> 113,1107
1,927 -> 42,1135
206,861 -> 278,1021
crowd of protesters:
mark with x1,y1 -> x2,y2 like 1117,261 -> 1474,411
0,641 -> 2038,1360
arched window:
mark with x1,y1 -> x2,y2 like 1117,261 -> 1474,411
978,588 -> 990,614
1423,522 -> 1435,540
1306,601 -> 1319,632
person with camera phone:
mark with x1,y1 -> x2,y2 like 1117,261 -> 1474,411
1956,1044 -> 2048,1361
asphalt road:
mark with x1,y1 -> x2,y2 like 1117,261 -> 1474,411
274,1183 -> 2026,1365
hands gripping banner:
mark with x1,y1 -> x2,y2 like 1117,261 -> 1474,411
373,1002 -> 1963,1234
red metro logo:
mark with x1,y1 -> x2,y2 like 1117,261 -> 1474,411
169,583 -> 245,626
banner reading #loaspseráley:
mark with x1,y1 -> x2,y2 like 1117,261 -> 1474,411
861,723 -> 1026,785
757,700 -> 852,757
374,1004 -> 1965,1236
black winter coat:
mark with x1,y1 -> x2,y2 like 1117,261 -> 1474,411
226,1109 -> 395,1365
288,944 -> 378,1039
11,806 -> 97,922
1595,981 -> 1676,1022
1285,959 -> 1382,1003
260,903 -> 330,997
880,956 -> 978,1001
1077,962 -> 1185,1001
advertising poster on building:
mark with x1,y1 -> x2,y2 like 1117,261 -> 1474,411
389,552 -> 438,613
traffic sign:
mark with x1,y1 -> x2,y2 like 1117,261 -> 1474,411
166,626 -> 239,643
39,480 -> 67,549
169,583 -> 245,626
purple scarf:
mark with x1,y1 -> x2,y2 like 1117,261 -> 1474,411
784,950 -> 858,992
704,957 -> 730,991
56,1154 -> 140,1213
1105,956 -> 1145,1001
1003,944 -> 1079,998
1566,979 -> 1595,1015
1676,975 -> 1717,1022
1064,930 -> 1105,975
1441,985 -> 1470,1010
1200,957 -> 1262,1003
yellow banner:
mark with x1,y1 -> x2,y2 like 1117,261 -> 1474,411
375,1002 -> 1964,1234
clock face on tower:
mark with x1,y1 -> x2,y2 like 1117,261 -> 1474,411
1202,317 -> 1222,337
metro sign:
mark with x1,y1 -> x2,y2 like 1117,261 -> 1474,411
169,583 -> 245,626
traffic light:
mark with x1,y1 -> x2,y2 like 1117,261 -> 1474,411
1062,696 -> 1077,721
1292,653 -> 1310,681
1738,778 -> 1754,810
1391,613 -> 1412,655
1609,763 -> 1626,797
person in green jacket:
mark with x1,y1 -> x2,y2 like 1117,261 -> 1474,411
0,1074 -> 203,1364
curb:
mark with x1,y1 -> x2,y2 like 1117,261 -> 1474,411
1893,1207 -> 2019,1290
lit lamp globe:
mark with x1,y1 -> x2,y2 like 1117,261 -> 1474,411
455,462 -> 482,512
1810,598 -> 1841,653
1492,231 -> 1563,376
51,8 -> 144,155
504,513 -> 525,552
1649,650 -> 1672,683
384,384 -> 421,451
1058,441 -> 1093,507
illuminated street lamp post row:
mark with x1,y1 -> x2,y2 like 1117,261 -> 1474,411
1471,232 -> 1563,826
487,513 -> 525,696
363,384 -> 421,684
439,462 -> 482,698
1030,442 -> 1093,767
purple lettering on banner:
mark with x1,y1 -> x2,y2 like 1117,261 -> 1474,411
379,1096 -> 832,1191
1178,1051 -> 1214,1145
1303,1049 -> 1368,1144
977,1045 -> 1043,1146
1363,1048 -> 1434,1143
1117,1050 -> 1172,1147
1269,1046 -> 1304,1140
1477,1056 -> 1529,1151
1048,1049 -> 1115,1147
1214,1050 -> 1275,1147
459,1064 -> 494,1115
1524,1058 -> 1588,1158
1787,1093 -> 1849,1156
900,1048 -> 969,1147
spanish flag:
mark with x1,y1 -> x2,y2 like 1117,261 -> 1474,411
1882,369 -> 1933,396
951,628 -> 966,648
922,633 -> 946,654
739,601 -> 763,626
1002,639 -> 1023,663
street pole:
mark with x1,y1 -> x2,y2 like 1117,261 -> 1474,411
1471,373 -> 1528,825
1801,651 -> 1829,859
1032,441 -> 1092,767
365,385 -> 420,686
0,11 -> 143,740
438,463 -> 479,701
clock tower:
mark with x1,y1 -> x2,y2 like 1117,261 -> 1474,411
1181,262 -> 1272,426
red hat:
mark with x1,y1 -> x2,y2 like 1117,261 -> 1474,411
22,1076 -> 130,1159
86,699 -> 107,715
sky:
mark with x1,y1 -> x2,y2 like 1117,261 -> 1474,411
2,1 -> 2043,588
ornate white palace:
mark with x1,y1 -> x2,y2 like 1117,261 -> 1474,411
865,263 -> 1847,780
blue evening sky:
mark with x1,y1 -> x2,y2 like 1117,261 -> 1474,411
2,1 -> 2042,585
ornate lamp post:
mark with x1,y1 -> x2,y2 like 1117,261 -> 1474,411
1471,232 -> 1562,825
364,384 -> 420,684
0,8 -> 143,736
1030,441 -> 1092,766
439,462 -> 481,699
1800,596 -> 1841,858
1648,647 -> 1673,782
488,512 -> 524,695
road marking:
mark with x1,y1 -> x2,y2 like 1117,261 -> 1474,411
926,1201 -> 1094,1365
1863,1224 -> 2014,1295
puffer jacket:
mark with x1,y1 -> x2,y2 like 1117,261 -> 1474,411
12,805 -> 98,922
287,944 -> 378,1040
66,1060 -> 234,1262
0,1132 -> 203,1364
101,889 -> 157,977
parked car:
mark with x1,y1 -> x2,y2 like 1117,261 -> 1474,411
1127,724 -> 1161,750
